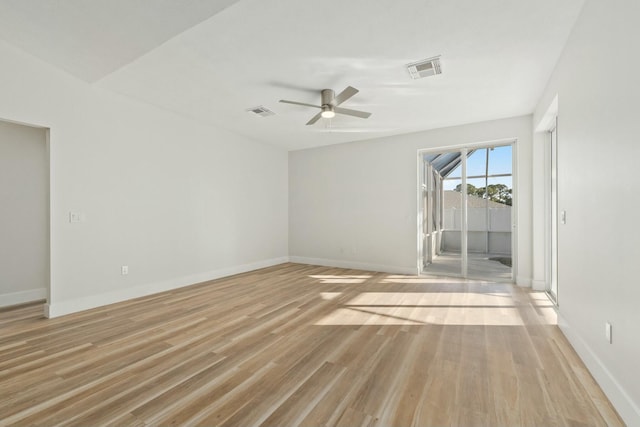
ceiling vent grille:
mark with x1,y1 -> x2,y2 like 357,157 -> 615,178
406,56 -> 442,79
246,106 -> 275,117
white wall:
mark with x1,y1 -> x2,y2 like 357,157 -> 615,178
0,120 -> 48,307
533,0 -> 640,423
289,115 -> 532,282
0,40 -> 288,317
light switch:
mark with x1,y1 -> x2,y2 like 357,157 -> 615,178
561,210 -> 566,224
69,212 -> 81,223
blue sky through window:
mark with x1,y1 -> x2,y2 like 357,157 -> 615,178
441,145 -> 512,191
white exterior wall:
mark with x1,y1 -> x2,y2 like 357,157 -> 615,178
532,0 -> 640,423
0,120 -> 48,307
442,207 -> 512,254
0,40 -> 288,317
444,207 -> 511,231
289,115 -> 532,283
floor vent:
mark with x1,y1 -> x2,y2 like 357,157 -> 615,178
406,56 -> 442,79
246,106 -> 275,117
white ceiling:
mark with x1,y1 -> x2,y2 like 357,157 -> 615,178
0,0 -> 585,150
0,0 -> 240,82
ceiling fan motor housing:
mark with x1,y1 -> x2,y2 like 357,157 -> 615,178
321,89 -> 335,107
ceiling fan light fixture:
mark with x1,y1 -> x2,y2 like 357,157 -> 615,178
321,107 -> 335,119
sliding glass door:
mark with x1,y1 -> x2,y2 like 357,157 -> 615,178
423,156 -> 462,276
549,122 -> 558,302
421,143 -> 514,281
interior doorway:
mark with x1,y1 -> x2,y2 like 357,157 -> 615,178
418,141 -> 515,281
0,119 -> 50,310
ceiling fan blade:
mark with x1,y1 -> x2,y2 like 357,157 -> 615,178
333,86 -> 359,106
306,112 -> 323,125
334,106 -> 371,119
279,100 -> 321,109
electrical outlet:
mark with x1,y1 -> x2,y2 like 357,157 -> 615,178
121,266 -> 129,275
605,322 -> 612,343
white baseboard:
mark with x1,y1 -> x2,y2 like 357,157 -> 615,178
515,275 -> 532,287
531,279 -> 547,291
0,288 -> 47,308
288,256 -> 418,275
45,257 -> 289,319
558,313 -> 640,426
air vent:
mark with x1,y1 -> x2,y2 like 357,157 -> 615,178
406,56 -> 442,79
246,106 -> 275,117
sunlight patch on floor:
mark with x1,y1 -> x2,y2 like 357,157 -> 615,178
314,291 -> 556,326
381,276 -> 471,284
347,292 -> 513,306
320,292 -> 343,300
309,275 -> 371,284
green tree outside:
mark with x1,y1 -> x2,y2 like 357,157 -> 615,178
454,183 -> 512,206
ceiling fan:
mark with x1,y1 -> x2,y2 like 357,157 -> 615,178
279,86 -> 371,125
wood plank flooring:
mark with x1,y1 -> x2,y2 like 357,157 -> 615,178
0,263 -> 625,426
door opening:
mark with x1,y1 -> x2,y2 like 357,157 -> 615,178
0,119 -> 50,313
548,119 -> 559,302
418,141 -> 515,281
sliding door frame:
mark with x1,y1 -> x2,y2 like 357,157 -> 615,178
546,119 -> 559,304
417,138 -> 518,282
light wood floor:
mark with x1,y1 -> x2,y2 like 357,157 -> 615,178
0,263 -> 624,426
